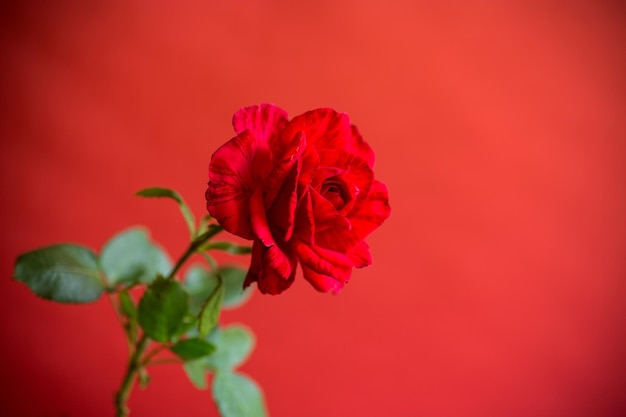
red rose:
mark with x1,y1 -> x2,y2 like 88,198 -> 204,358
206,104 -> 390,294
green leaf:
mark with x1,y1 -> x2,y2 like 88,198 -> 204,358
184,265 -> 219,314
201,241 -> 253,255
136,187 -> 196,239
171,338 -> 216,361
205,325 -> 254,371
196,214 -> 213,239
198,278 -> 224,337
100,227 -> 171,286
137,277 -> 188,342
183,359 -> 207,389
212,371 -> 268,417
119,291 -> 137,319
219,267 -> 253,309
173,314 -> 197,339
200,252 -> 218,271
14,244 -> 104,303
184,265 -> 252,314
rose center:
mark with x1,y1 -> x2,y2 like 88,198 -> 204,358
321,180 -> 350,211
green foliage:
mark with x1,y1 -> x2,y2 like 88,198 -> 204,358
212,371 -> 268,417
180,325 -> 255,391
137,277 -> 188,343
136,187 -> 196,239
200,252 -> 219,271
171,338 -> 216,361
196,214 -> 213,238
205,325 -> 254,371
119,291 -> 137,320
100,227 -> 171,286
218,267 -> 252,308
201,241 -> 252,255
198,277 -> 224,337
14,244 -> 104,303
183,359 -> 208,389
184,265 -> 252,314
184,266 -> 219,314
173,314 -> 197,339
14,186 -> 265,417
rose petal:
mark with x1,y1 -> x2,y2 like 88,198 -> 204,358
267,160 -> 300,242
310,188 -> 351,232
308,189 -> 357,252
346,241 -> 372,268
311,166 -> 345,188
348,180 -> 391,240
264,132 -> 305,208
250,188 -> 274,246
251,141 -> 273,181
297,144 -> 319,190
348,125 -> 375,168
315,149 -> 373,202
207,130 -> 259,239
279,108 -> 352,154
294,240 -> 350,283
311,243 -> 356,268
257,264 -> 296,295
293,190 -> 316,242
244,240 -> 296,295
301,264 -> 348,294
233,104 -> 288,144
244,240 -> 264,288
264,243 -> 295,279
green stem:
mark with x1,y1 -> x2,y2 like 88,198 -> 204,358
108,293 -> 133,354
113,224 -> 223,416
140,344 -> 167,367
166,225 -> 223,279
114,334 -> 149,417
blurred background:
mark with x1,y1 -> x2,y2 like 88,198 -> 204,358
1,1 -> 624,416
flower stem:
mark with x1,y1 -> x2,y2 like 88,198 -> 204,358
166,224 -> 223,279
114,334 -> 149,417
108,293 -> 134,355
113,224 -> 223,416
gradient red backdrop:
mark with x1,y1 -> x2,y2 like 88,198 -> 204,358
1,1 -> 625,416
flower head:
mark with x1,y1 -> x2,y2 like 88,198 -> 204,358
206,104 -> 390,294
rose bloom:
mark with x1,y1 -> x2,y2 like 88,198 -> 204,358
206,104 -> 390,294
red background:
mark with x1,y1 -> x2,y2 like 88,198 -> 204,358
1,1 -> 625,416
